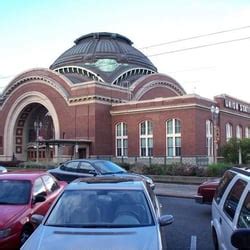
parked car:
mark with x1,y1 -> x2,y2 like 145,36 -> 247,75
48,159 -> 155,189
22,176 -> 173,250
211,167 -> 250,250
0,166 -> 7,173
195,178 -> 220,204
0,171 -> 67,249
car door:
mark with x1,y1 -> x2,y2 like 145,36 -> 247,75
32,177 -> 49,216
237,191 -> 250,229
41,174 -> 63,209
220,178 -> 247,250
56,161 -> 80,182
77,161 -> 97,177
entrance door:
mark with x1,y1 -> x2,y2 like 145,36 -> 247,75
78,148 -> 87,159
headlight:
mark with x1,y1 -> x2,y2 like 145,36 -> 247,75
0,228 -> 11,239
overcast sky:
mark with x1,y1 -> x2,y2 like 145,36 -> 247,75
0,0 -> 250,103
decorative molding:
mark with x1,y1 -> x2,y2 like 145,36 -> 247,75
133,80 -> 185,100
54,66 -> 105,83
68,95 -> 126,105
112,67 -> 156,87
0,76 -> 69,109
110,103 -> 210,115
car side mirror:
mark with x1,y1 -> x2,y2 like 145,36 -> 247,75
159,214 -> 174,226
32,194 -> 46,204
31,214 -> 44,226
89,170 -> 97,176
231,229 -> 250,250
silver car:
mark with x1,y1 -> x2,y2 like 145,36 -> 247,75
22,176 -> 173,250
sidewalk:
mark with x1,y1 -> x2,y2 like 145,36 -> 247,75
154,182 -> 198,199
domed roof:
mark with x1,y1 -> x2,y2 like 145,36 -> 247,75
50,32 -> 157,71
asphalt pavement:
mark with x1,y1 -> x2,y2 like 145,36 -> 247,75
154,182 -> 198,198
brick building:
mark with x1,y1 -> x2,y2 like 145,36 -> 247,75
0,32 -> 249,164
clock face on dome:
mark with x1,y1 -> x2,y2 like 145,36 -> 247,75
85,59 -> 127,72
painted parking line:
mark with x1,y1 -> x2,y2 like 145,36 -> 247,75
190,235 -> 197,250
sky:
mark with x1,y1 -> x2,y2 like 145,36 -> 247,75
0,0 -> 250,103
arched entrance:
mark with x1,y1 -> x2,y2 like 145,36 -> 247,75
4,92 -> 60,162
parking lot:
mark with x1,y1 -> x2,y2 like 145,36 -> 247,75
159,196 -> 213,250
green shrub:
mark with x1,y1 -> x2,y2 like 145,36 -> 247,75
207,163 -> 232,177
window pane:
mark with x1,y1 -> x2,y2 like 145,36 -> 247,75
123,139 -> 128,157
214,171 -> 236,204
148,148 -> 153,157
116,123 -> 121,136
117,139 -> 121,148
167,120 -> 173,134
141,148 -> 146,157
175,147 -> 181,156
140,122 -> 146,135
175,137 -> 181,147
147,121 -> 153,135
167,137 -> 173,147
148,138 -> 153,148
175,119 -> 181,134
168,147 -> 173,157
42,175 -> 59,193
237,192 -> 250,228
141,138 -> 146,147
223,179 -> 247,221
123,123 -> 127,136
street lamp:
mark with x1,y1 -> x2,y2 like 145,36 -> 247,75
34,121 -> 42,163
210,105 -> 220,163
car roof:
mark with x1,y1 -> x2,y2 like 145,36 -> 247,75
230,167 -> 250,178
0,170 -> 47,181
66,176 -> 146,191
62,159 -> 113,164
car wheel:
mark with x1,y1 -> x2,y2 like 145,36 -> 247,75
20,226 -> 33,246
212,228 -> 219,250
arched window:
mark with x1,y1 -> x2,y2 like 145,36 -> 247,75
236,125 -> 243,139
206,120 -> 213,156
139,121 -> 153,157
225,123 -> 233,142
115,122 -> 128,157
245,127 -> 250,138
166,119 -> 181,157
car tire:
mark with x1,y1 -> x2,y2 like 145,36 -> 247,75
20,225 -> 33,246
212,228 -> 219,250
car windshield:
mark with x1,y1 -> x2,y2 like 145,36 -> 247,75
93,161 -> 126,174
45,189 -> 154,228
0,180 -> 31,205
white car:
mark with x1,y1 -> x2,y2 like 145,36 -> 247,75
21,176 -> 173,250
211,167 -> 250,250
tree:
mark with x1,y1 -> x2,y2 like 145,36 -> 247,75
221,138 -> 250,164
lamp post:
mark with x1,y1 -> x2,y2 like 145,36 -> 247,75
34,121 -> 42,163
210,105 -> 220,164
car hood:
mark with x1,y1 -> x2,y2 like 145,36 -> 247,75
0,205 -> 27,228
22,225 -> 161,250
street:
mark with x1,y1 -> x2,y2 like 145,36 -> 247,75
158,196 -> 213,250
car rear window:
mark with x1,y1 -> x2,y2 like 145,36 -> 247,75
214,170 -> 236,204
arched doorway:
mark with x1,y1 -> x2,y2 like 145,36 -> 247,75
4,91 -> 60,162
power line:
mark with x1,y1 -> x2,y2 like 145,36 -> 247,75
141,25 -> 250,49
147,36 -> 250,57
